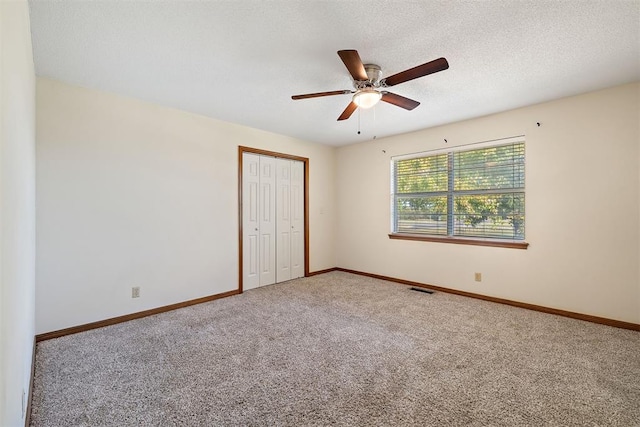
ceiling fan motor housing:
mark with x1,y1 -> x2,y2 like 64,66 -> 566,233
365,64 -> 382,83
361,64 -> 382,87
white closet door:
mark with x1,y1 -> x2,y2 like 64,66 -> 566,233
290,160 -> 304,279
242,153 -> 260,290
259,156 -> 276,286
243,154 -> 276,289
276,158 -> 292,282
244,153 -> 305,289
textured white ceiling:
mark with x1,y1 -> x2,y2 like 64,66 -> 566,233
29,0 -> 640,146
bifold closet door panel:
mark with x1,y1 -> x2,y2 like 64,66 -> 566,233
276,158 -> 292,283
290,160 -> 304,280
259,156 -> 276,286
243,153 -> 276,289
242,152 -> 260,290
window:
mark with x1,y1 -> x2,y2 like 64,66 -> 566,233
391,140 -> 525,246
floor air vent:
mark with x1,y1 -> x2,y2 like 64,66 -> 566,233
410,287 -> 434,294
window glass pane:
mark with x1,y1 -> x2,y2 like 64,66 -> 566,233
395,196 -> 447,235
395,154 -> 448,194
453,193 -> 525,239
454,143 -> 524,191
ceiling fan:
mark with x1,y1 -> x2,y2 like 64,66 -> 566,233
292,50 -> 449,121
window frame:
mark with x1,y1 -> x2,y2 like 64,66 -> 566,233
389,138 -> 529,249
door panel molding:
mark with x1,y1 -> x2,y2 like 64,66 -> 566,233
238,146 -> 309,293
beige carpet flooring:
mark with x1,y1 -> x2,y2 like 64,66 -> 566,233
30,271 -> 640,426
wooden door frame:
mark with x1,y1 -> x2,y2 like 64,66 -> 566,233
238,146 -> 310,293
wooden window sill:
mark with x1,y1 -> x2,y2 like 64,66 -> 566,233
388,233 -> 529,249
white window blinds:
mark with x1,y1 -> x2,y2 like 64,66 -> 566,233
392,141 -> 525,240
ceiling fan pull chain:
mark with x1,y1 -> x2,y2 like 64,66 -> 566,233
357,107 -> 361,135
373,105 -> 377,140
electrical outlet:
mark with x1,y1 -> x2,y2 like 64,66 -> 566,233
474,272 -> 482,282
132,286 -> 140,298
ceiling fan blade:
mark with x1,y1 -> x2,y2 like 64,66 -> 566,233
383,57 -> 449,87
381,92 -> 420,110
337,50 -> 368,81
292,90 -> 351,100
337,102 -> 358,121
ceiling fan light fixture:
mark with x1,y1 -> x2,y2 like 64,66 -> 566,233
353,89 -> 382,109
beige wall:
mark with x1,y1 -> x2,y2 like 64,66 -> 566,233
36,78 -> 640,335
336,82 -> 640,324
36,78 -> 336,334
1,0 -> 36,425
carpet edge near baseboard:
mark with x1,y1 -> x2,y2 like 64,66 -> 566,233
335,267 -> 640,332
35,289 -> 241,342
307,268 -> 339,276
25,336 -> 35,427
36,268 -> 339,342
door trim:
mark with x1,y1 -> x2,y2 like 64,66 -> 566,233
238,146 -> 310,293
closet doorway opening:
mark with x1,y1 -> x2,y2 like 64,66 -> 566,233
238,146 -> 309,292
